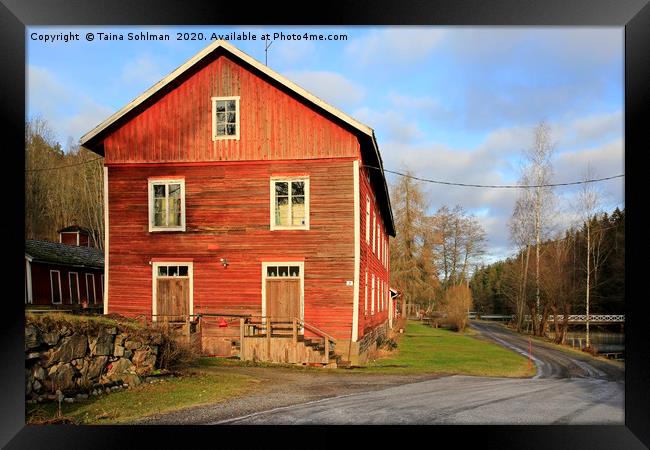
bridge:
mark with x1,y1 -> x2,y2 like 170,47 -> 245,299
468,313 -> 625,324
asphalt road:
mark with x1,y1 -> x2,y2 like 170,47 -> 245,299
215,322 -> 624,425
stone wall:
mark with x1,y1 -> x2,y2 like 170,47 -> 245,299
25,315 -> 163,401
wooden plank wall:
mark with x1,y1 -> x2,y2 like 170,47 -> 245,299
103,54 -> 359,164
358,164 -> 390,339
107,159 -> 357,340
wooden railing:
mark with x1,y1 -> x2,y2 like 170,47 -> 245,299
240,316 -> 336,364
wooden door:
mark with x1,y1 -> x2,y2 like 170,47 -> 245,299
266,279 -> 301,322
157,278 -> 189,322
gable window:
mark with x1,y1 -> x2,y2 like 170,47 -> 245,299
212,96 -> 240,140
270,177 -> 310,230
148,179 -> 186,232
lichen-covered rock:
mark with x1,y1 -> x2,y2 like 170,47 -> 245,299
90,330 -> 115,356
114,334 -> 126,346
132,347 -> 156,375
26,352 -> 41,361
87,356 -> 108,380
25,324 -> 42,350
105,358 -> 140,386
42,331 -> 60,346
32,364 -> 45,381
46,334 -> 87,366
47,363 -> 76,391
124,340 -> 142,350
113,344 -> 125,357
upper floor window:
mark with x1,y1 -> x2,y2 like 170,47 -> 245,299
372,214 -> 376,253
270,177 -> 310,230
365,196 -> 370,244
212,96 -> 240,140
148,179 -> 186,232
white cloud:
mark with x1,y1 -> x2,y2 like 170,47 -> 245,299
27,65 -> 114,145
281,70 -> 365,109
353,107 -> 424,143
345,28 -> 445,66
379,118 -> 623,262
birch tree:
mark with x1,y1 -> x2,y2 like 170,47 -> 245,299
516,121 -> 557,335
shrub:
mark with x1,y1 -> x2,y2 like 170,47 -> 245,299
155,327 -> 200,370
440,284 -> 473,332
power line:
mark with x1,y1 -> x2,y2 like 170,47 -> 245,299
26,156 -> 104,172
363,165 -> 624,189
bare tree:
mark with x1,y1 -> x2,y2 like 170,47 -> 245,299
25,117 -> 105,247
514,121 -> 557,336
576,165 -> 608,348
508,172 -> 535,331
432,205 -> 486,288
389,169 -> 428,317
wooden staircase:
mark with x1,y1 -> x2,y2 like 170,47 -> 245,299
302,337 -> 350,368
239,317 -> 350,367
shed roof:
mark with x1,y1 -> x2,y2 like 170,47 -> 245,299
57,225 -> 91,234
79,40 -> 394,236
25,240 -> 104,269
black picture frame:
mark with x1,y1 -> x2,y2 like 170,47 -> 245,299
2,0 -> 648,448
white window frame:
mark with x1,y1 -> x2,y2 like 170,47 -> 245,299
86,273 -> 96,304
377,230 -> 382,261
69,272 -> 80,304
152,261 -> 194,322
50,270 -> 62,304
261,261 -> 305,328
371,274 -> 375,315
148,178 -> 186,232
365,196 -> 370,244
270,177 -> 310,231
364,270 -> 368,316
211,96 -> 240,141
372,213 -> 376,254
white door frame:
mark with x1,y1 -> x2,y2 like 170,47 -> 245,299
151,261 -> 194,322
261,261 -> 304,327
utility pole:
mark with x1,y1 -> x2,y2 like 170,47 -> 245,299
586,218 -> 591,348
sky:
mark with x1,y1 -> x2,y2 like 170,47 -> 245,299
26,26 -> 624,264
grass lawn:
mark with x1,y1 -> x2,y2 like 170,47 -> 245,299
27,369 -> 258,425
360,321 -> 535,377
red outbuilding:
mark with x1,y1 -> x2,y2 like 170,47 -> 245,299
79,40 -> 395,365
25,239 -> 104,309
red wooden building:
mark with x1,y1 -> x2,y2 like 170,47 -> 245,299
25,239 -> 104,308
79,40 -> 395,364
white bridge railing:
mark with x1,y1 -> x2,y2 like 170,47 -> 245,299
522,314 -> 625,323
469,314 -> 625,323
